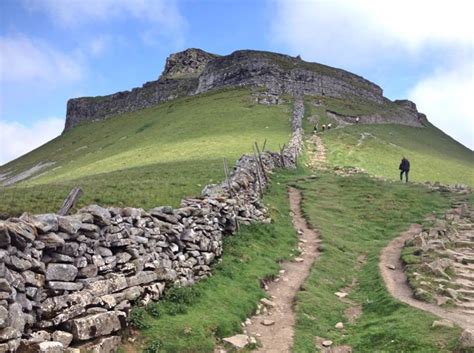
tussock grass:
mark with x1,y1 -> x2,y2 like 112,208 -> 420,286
293,172 -> 462,352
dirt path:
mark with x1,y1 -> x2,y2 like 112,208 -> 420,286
243,187 -> 321,352
380,224 -> 474,330
306,134 -> 327,170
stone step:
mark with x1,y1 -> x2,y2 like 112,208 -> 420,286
456,301 -> 474,310
454,279 -> 474,289
455,272 -> 474,281
452,262 -> 474,270
458,289 -> 474,298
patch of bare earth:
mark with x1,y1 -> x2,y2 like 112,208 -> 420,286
228,187 -> 322,352
306,134 -> 327,170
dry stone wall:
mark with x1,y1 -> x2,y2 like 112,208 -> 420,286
0,98 -> 304,353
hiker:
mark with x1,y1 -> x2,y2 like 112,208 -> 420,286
355,117 -> 360,124
322,124 -> 326,132
399,157 -> 410,183
327,123 -> 332,130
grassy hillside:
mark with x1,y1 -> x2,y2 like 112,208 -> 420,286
320,123 -> 474,186
293,172 -> 463,352
0,88 -> 292,215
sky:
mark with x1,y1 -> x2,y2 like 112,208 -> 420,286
0,0 -> 473,165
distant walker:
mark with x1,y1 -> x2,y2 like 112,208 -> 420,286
399,157 -> 410,183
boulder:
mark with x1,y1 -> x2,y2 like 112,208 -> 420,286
223,334 -> 249,349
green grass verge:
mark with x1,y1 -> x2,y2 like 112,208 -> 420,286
292,172 -> 464,352
0,89 -> 292,215
123,168 -> 301,352
321,123 -> 474,186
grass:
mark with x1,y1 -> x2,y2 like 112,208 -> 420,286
292,171 -> 464,352
0,88 -> 292,215
320,123 -> 474,186
122,168 -> 301,352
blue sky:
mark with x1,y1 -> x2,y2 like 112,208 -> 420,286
1,0 -> 473,164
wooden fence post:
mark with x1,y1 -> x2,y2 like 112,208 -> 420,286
58,187 -> 83,216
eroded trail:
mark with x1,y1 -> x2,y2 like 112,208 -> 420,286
244,187 -> 321,352
380,224 -> 474,330
306,134 -> 327,170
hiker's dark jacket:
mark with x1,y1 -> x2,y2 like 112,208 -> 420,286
399,158 -> 410,171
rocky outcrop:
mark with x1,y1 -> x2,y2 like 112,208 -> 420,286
326,99 -> 427,128
65,48 -> 425,131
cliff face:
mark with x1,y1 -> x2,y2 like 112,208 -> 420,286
65,48 -> 422,131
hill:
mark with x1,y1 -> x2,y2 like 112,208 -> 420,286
303,95 -> 474,186
0,48 -> 473,353
0,88 -> 292,216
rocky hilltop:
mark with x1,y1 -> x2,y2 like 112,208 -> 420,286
65,48 -> 425,131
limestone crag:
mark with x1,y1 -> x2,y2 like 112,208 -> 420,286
0,96 -> 304,352
65,49 -> 424,131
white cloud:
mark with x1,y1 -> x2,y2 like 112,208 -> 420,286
0,34 -> 83,83
409,62 -> 474,150
270,0 -> 474,67
24,0 -> 187,46
0,117 -> 64,165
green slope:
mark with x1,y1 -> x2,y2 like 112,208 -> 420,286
320,123 -> 474,186
0,88 -> 292,215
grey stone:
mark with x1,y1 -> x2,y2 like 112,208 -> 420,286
0,307 -> 8,329
223,334 -> 249,349
23,270 -> 46,287
35,214 -> 59,233
74,335 -> 121,353
58,216 -> 82,234
30,330 -> 51,342
8,303 -> 25,332
68,311 -> 124,341
0,327 -> 20,342
48,281 -> 84,291
17,341 -> 64,353
78,264 -> 98,278
459,329 -> 474,348
46,264 -> 78,281
51,304 -> 86,325
38,233 -> 65,248
0,280 -> 11,293
79,205 -> 111,226
52,331 -> 73,348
